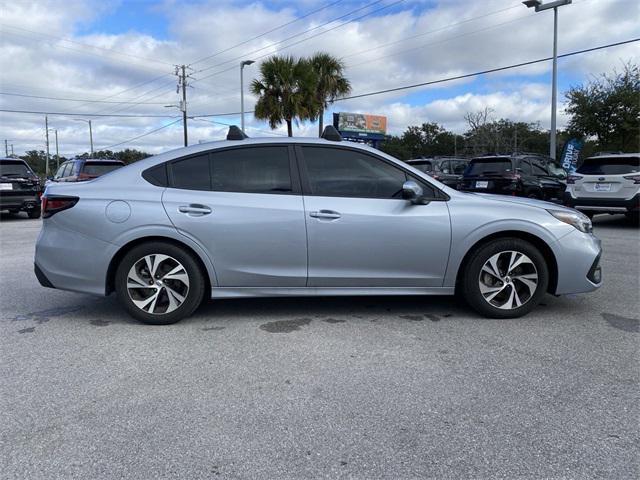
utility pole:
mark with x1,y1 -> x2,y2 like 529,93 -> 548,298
10,144 -> 14,156
4,139 -> 8,157
179,65 -> 188,147
45,115 -> 50,178
54,129 -> 60,169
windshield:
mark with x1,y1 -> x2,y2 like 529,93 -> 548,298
465,158 -> 512,176
407,161 -> 432,173
576,156 -> 640,175
0,160 -> 33,177
547,162 -> 567,179
83,162 -> 124,176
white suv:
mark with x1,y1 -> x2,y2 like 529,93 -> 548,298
564,153 -> 640,220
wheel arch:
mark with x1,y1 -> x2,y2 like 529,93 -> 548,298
105,236 -> 212,296
454,230 -> 558,295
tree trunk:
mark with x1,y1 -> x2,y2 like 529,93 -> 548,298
318,107 -> 324,137
286,119 -> 293,137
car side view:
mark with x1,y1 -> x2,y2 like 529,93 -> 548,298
564,152 -> 640,220
0,157 -> 42,218
35,127 -> 602,325
458,154 -> 567,202
406,157 -> 469,189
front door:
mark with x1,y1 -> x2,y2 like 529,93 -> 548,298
298,145 -> 451,287
162,145 -> 307,287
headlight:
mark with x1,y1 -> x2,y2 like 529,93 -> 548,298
547,209 -> 592,233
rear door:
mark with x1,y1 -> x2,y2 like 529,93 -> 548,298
298,145 -> 451,287
162,145 -> 307,287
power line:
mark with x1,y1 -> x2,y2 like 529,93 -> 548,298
337,38 -> 640,101
0,91 -> 171,105
189,0 -> 343,66
193,0 -> 402,78
99,119 -> 183,150
0,108 -> 177,118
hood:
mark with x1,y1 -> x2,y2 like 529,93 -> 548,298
468,192 -> 574,212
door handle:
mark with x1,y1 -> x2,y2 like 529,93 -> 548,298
309,210 -> 341,220
178,204 -> 212,216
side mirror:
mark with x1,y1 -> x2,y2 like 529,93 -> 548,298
402,180 -> 425,204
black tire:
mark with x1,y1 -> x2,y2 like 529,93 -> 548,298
115,241 -> 205,325
461,238 -> 549,319
27,208 -> 41,219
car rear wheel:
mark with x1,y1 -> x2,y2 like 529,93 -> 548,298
27,208 -> 41,219
461,238 -> 548,318
115,242 -> 205,325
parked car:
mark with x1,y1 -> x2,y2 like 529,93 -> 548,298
35,127 -> 601,325
50,158 -> 125,183
564,152 -> 640,220
0,157 -> 42,218
458,154 -> 567,202
406,157 -> 469,189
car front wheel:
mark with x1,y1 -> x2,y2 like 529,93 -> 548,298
461,238 -> 549,318
115,242 -> 205,325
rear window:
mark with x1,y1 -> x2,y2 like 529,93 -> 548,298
0,160 -> 33,177
465,158 -> 513,175
576,156 -> 640,175
407,161 -> 433,173
82,162 -> 124,176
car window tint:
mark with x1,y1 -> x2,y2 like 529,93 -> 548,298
142,163 -> 168,187
439,160 -> 451,174
171,154 -> 211,191
54,164 -> 65,179
529,158 -> 549,175
210,146 -> 291,194
452,161 -> 467,174
83,162 -> 123,176
61,163 -> 71,177
576,156 -> 640,175
466,158 -> 512,175
518,160 -> 532,175
303,146 -> 407,199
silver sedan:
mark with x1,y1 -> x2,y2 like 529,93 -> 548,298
35,129 -> 602,324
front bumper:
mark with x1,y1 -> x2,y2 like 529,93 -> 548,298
554,229 -> 602,295
564,192 -> 640,214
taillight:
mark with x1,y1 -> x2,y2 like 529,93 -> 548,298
567,175 -> 583,184
42,195 -> 79,218
623,174 -> 640,184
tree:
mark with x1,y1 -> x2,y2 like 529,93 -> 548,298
565,63 -> 640,152
309,52 -> 351,137
251,55 -> 317,137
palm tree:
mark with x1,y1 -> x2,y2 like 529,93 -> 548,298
310,52 -> 352,137
250,56 -> 317,137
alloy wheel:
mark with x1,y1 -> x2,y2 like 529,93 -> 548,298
126,254 -> 190,315
478,250 -> 538,310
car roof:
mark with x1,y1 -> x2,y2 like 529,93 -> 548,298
0,157 -> 26,162
585,153 -> 640,159
123,136 -> 392,171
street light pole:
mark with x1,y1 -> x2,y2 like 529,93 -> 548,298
522,0 -> 572,160
240,60 -> 255,133
74,119 -> 94,157
54,129 -> 60,169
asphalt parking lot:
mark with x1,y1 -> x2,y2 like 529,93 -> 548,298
1,213 -> 638,479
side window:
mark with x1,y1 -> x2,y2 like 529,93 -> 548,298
54,163 -> 67,179
302,146 -> 407,199
439,160 -> 451,174
170,154 -> 211,191
142,163 -> 168,187
518,160 -> 532,175
62,163 -> 72,177
210,146 -> 291,194
452,161 -> 467,174
530,157 -> 549,176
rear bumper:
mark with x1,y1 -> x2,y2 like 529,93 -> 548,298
0,193 -> 40,211
564,192 -> 640,213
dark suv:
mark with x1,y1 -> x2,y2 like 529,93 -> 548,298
0,158 -> 42,218
50,158 -> 125,183
458,154 -> 567,202
406,157 -> 469,189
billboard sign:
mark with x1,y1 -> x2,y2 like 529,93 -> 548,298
336,112 -> 387,135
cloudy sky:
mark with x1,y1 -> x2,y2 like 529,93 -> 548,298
0,0 -> 638,157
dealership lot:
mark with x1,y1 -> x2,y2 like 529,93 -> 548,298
1,214 -> 638,479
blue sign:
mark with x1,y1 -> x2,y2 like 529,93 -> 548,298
560,138 -> 584,173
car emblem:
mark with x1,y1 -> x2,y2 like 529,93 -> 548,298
598,177 -> 605,181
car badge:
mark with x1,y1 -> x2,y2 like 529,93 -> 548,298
598,177 -> 605,181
